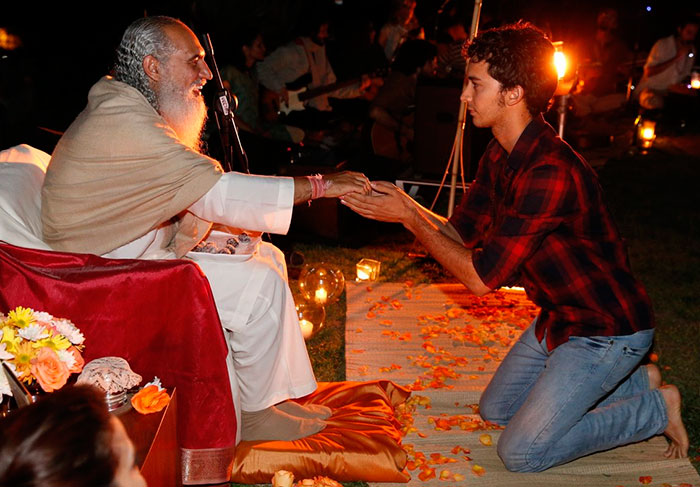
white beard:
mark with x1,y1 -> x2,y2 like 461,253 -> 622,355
156,77 -> 207,151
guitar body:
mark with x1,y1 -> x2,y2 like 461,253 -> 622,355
279,88 -> 307,115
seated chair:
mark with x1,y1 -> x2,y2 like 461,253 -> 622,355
0,145 -> 236,485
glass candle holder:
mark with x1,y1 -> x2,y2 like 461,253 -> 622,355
296,302 -> 326,339
690,71 -> 700,90
299,264 -> 345,304
355,258 -> 381,281
637,119 -> 656,150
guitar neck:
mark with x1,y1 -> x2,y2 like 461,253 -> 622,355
297,78 -> 360,102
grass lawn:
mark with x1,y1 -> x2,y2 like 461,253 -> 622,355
283,133 -> 700,476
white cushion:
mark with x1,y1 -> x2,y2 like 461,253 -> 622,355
0,144 -> 52,249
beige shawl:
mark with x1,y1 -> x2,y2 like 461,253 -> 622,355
42,77 -> 222,258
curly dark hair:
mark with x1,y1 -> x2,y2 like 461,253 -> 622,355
465,22 -> 558,116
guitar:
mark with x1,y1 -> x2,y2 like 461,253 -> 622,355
277,68 -> 387,115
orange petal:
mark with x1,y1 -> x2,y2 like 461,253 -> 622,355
479,433 -> 493,446
418,468 -> 436,481
639,476 -> 652,485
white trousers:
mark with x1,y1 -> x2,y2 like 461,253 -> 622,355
105,172 -> 318,444
187,241 -> 317,441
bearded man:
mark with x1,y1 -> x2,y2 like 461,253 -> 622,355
41,16 -> 371,443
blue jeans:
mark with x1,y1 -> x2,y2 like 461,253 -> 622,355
480,320 -> 667,472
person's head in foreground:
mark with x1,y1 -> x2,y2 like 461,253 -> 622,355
113,15 -> 212,151
0,384 -> 147,487
462,22 -> 558,128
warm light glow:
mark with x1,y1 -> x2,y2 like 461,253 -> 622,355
554,51 -> 567,80
299,264 -> 344,304
299,319 -> 314,339
296,302 -> 325,340
357,267 -> 371,281
356,258 -> 381,281
691,72 -> 700,89
0,28 -> 21,50
636,119 -> 656,150
314,287 -> 328,304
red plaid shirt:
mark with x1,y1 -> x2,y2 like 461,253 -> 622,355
450,116 -> 654,350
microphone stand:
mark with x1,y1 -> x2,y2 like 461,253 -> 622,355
446,0 -> 482,217
408,0 -> 482,259
202,33 -> 249,174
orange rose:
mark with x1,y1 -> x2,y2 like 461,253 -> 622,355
66,346 -> 85,374
131,385 -> 170,414
31,347 -> 70,393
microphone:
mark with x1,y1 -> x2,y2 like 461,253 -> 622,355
202,33 -> 249,173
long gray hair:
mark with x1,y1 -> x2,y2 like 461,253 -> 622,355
113,16 -> 182,109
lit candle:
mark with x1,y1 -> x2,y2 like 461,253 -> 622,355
691,77 -> 700,90
299,319 -> 314,339
637,119 -> 656,150
356,258 -> 381,281
356,265 -> 371,281
314,288 -> 328,304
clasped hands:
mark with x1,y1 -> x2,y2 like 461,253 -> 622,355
340,180 -> 413,225
320,173 -> 413,225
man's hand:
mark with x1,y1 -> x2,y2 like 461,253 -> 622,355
340,181 -> 413,224
293,171 -> 371,205
324,171 -> 372,198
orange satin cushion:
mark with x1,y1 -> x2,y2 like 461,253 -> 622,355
231,380 -> 411,483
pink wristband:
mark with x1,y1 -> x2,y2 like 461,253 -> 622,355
306,174 -> 330,200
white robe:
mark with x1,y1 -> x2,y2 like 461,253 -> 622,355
103,172 -> 317,443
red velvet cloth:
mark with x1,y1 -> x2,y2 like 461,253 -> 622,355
0,242 -> 236,450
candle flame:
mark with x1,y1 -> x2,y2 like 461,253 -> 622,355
314,288 -> 328,304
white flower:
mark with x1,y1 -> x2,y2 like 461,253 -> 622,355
32,311 -> 54,322
18,324 -> 50,341
0,362 -> 17,401
0,343 -> 14,361
145,376 -> 164,390
56,349 -> 77,371
52,319 -> 85,345
272,470 -> 294,487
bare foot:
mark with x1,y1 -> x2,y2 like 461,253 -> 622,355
275,400 -> 332,419
646,363 -> 662,389
240,407 -> 326,442
659,385 -> 689,458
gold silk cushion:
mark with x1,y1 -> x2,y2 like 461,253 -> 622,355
231,380 -> 411,483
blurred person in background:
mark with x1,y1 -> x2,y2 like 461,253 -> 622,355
0,384 -> 147,487
636,15 -> 698,110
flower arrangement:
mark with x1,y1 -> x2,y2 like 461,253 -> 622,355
0,306 -> 85,401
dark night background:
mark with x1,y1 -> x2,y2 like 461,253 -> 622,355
1,0 -> 695,153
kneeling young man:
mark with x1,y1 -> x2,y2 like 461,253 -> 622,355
342,22 -> 688,471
